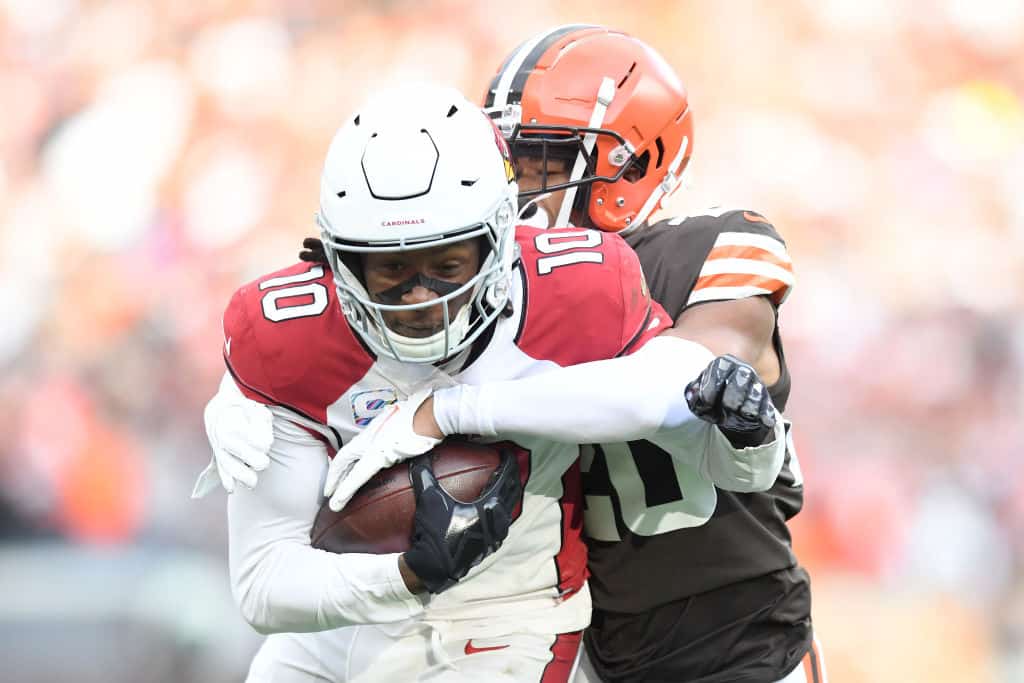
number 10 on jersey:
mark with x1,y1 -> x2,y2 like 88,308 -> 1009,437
534,230 -> 604,275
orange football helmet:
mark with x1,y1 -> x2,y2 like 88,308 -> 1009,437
484,25 -> 693,232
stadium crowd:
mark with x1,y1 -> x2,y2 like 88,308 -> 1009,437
0,1 -> 1021,681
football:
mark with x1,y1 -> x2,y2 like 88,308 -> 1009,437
310,439 -> 504,554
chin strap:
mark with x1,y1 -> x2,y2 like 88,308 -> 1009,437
555,77 -> 617,228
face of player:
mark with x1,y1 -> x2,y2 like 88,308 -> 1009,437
515,155 -> 572,227
515,143 -> 646,229
362,239 -> 482,338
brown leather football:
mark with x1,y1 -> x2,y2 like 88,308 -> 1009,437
310,439 -> 503,554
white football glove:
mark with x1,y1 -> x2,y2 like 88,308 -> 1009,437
191,377 -> 274,498
324,388 -> 440,512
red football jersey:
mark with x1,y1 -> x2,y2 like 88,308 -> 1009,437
221,225 -> 669,624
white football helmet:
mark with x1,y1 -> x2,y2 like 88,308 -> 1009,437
317,83 -> 519,363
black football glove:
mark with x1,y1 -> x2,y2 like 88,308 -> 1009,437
402,447 -> 522,594
684,354 -> 777,449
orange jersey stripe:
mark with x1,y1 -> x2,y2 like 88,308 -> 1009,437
799,638 -> 823,683
694,272 -> 790,294
802,653 -> 814,683
706,245 -> 794,273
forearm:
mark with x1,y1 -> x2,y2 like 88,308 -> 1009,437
229,520 -> 421,633
648,413 -> 786,492
432,334 -> 786,492
228,415 -> 423,634
433,336 -> 715,443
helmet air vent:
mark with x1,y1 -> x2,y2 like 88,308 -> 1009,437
617,62 -> 637,88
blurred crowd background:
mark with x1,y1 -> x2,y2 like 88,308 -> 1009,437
1,0 -> 1022,681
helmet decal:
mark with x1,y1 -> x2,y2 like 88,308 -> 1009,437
486,115 -> 516,183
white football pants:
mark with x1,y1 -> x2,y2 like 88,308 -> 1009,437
246,624 -> 582,683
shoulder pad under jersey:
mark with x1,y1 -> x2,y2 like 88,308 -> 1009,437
512,225 -> 670,365
646,208 -> 794,307
221,262 -> 374,424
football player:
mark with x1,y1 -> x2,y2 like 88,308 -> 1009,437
445,26 -> 821,683
208,82 -> 786,683
326,27 -> 823,683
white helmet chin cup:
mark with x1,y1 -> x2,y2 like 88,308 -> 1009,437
316,83 -> 519,364
384,304 -> 473,361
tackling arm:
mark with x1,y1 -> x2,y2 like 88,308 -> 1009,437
431,335 -> 715,443
653,295 -> 785,491
430,296 -> 786,492
228,413 -> 423,634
